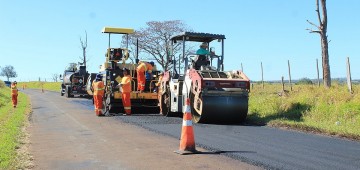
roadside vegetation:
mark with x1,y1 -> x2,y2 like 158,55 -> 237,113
0,81 -> 32,169
248,83 -> 360,140
17,82 -> 61,92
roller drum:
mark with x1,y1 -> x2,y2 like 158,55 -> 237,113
191,94 -> 248,124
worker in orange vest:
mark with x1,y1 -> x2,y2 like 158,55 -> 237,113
11,81 -> 18,108
118,68 -> 132,115
92,74 -> 105,116
136,61 -> 154,92
155,72 -> 164,114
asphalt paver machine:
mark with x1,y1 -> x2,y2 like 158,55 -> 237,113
99,27 -> 160,115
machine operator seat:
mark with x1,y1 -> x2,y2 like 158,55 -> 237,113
194,55 -> 210,70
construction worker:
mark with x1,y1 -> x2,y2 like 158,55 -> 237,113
92,74 -> 105,116
11,81 -> 18,108
118,68 -> 132,115
136,61 -> 154,92
196,42 -> 211,55
155,72 -> 164,114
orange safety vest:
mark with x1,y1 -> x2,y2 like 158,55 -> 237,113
92,81 -> 105,96
11,84 -> 18,95
137,62 -> 153,73
121,75 -> 132,93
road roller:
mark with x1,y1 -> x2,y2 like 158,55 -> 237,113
160,32 -> 250,123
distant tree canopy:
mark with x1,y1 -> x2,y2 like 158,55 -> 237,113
0,65 -> 17,81
296,77 -> 313,85
122,20 -> 193,71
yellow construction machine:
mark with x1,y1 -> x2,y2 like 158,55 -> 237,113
97,27 -> 161,115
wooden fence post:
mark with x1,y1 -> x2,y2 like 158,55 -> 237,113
346,57 -> 353,93
288,60 -> 292,91
281,76 -> 285,92
316,59 -> 320,87
261,62 -> 264,89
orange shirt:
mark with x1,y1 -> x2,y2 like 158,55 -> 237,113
92,81 -> 105,96
137,62 -> 153,73
121,75 -> 132,93
11,84 -> 18,95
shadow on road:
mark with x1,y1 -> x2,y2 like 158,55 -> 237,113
196,150 -> 256,155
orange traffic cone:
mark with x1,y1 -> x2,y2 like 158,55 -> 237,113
174,98 -> 199,155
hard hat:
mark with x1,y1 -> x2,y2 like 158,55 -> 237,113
122,68 -> 130,73
200,42 -> 208,48
149,61 -> 154,66
95,74 -> 103,80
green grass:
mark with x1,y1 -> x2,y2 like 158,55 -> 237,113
17,82 -> 61,92
0,84 -> 31,169
248,83 -> 360,140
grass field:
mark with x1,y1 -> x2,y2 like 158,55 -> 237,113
17,82 -> 61,92
248,83 -> 360,140
0,81 -> 31,169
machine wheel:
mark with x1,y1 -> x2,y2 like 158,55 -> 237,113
190,88 -> 249,124
190,91 -> 202,123
161,86 -> 176,117
60,87 -> 64,96
101,95 -> 111,116
65,86 -> 71,98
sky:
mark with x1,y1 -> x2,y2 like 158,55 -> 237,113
0,0 -> 359,82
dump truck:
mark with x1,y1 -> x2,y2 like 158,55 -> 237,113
60,63 -> 90,98
159,32 -> 250,123
98,27 -> 161,115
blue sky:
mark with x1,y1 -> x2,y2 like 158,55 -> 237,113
0,0 -> 359,82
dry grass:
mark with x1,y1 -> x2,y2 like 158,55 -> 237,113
248,82 -> 360,140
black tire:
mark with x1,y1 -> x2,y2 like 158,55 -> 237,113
190,91 -> 202,123
161,86 -> 177,117
101,95 -> 111,116
61,88 -> 64,96
65,86 -> 70,98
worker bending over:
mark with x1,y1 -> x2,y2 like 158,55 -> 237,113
136,61 -> 154,92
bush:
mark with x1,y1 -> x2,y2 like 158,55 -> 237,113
296,77 -> 313,85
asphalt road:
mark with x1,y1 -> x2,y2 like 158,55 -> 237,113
110,113 -> 360,170
25,89 -> 360,170
25,89 -> 259,170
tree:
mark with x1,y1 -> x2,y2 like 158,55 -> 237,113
52,73 -> 59,82
307,0 -> 331,88
123,20 -> 192,71
296,77 -> 313,85
79,31 -> 89,67
0,65 -> 17,81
